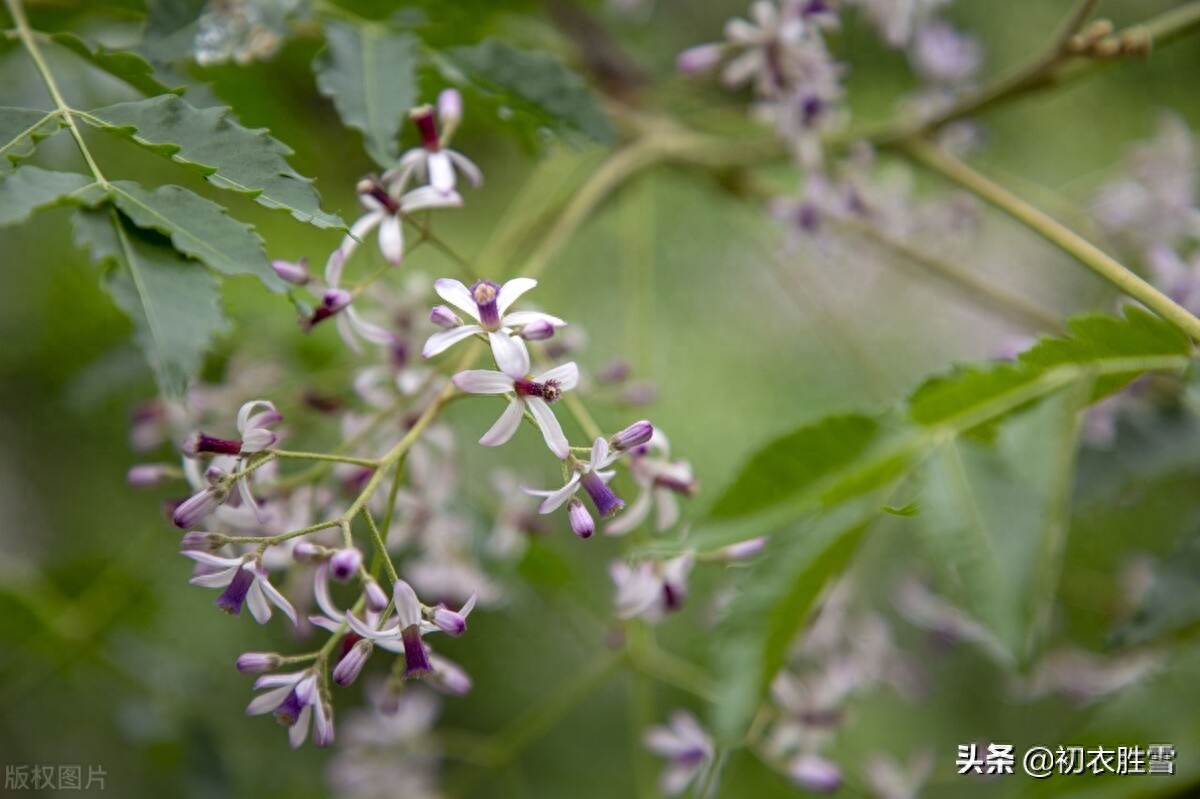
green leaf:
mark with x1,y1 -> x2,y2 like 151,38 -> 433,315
708,414 -> 881,519
313,22 -> 419,168
0,166 -> 102,226
73,207 -> 229,396
0,107 -> 63,174
109,182 -> 285,292
711,496 -> 881,742
917,381 -> 1090,666
1112,527 -> 1200,647
79,95 -> 345,230
141,0 -> 208,64
908,307 -> 1191,428
438,39 -> 614,147
50,33 -> 183,96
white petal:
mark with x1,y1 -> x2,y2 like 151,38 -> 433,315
655,489 -> 681,531
434,278 -> 480,320
288,705 -> 311,748
590,437 -> 610,467
606,488 -> 650,535
335,313 -> 362,355
308,614 -> 343,633
400,186 -> 463,212
246,684 -> 293,715
527,473 -> 580,513
378,214 -> 404,265
501,310 -> 566,328
259,576 -> 299,625
459,592 -> 477,616
182,551 -> 242,569
423,324 -> 483,358
393,579 -> 422,626
236,400 -> 275,434
479,398 -> 525,448
535,361 -> 578,391
452,369 -> 515,394
496,277 -> 537,316
339,214 -> 381,266
345,611 -> 400,640
448,150 -> 483,187
246,582 -> 272,624
189,565 -> 239,588
428,151 -> 456,193
489,331 -> 530,379
346,306 -> 395,345
236,477 -> 270,524
526,397 -> 569,459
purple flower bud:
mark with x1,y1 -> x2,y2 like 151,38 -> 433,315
580,471 -> 625,519
719,536 -> 768,561
329,547 -> 364,582
333,639 -> 373,686
430,305 -> 463,329
239,428 -> 278,454
438,89 -> 462,131
789,754 -> 842,794
127,463 -> 176,487
598,359 -> 631,383
430,654 -> 472,695
292,542 -> 325,563
271,258 -> 312,285
364,578 -> 389,613
173,487 -> 225,529
519,319 -> 556,341
567,497 -> 595,539
237,652 -> 283,674
215,566 -> 255,615
677,43 -> 724,74
181,531 -> 227,552
470,280 -> 501,328
431,605 -> 469,636
610,420 -> 653,451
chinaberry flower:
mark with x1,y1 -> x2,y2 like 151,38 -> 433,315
344,579 -> 474,680
304,250 -> 395,354
452,350 -> 579,459
910,20 -> 982,86
343,176 -> 463,266
610,554 -> 694,622
606,431 -> 697,535
644,710 -> 715,796
423,277 -> 565,376
386,89 -> 483,196
523,438 -> 624,530
183,399 -> 282,457
247,669 -> 334,748
184,552 -> 298,625
271,257 -> 312,285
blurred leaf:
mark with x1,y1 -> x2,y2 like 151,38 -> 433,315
909,307 -> 1190,429
918,381 -> 1089,666
50,33 -> 183,96
313,22 -> 419,168
109,181 -> 286,292
0,107 -> 63,174
437,39 -> 614,147
80,95 -> 346,230
141,0 -> 207,64
708,414 -> 881,519
1113,527 -> 1200,647
73,208 -> 229,397
711,496 -> 882,742
0,166 -> 100,226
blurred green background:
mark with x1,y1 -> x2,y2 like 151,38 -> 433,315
2,0 -> 1200,797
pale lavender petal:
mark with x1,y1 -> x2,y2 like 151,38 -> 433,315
434,278 -> 479,320
535,361 -> 578,391
526,397 -> 569,459
479,399 -> 524,447
489,331 -> 530,378
448,150 -> 483,187
246,684 -> 293,715
378,214 -> 404,265
452,369 -> 515,394
428,151 -> 455,194
501,310 -> 566,328
246,582 -> 272,624
393,579 -> 423,627
526,473 -> 580,513
423,324 -> 483,358
258,575 -> 299,625
400,186 -> 463,212
496,277 -> 537,316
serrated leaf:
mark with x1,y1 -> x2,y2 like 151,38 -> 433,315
73,207 -> 228,396
109,182 -> 285,292
1112,527 -> 1200,647
313,22 -> 418,168
0,107 -> 62,174
439,39 -> 614,147
50,33 -> 183,96
79,95 -> 345,229
711,496 -> 881,742
918,381 -> 1089,666
708,414 -> 881,519
0,166 -> 102,226
909,307 -> 1191,428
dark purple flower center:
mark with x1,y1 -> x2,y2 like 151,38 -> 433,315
662,581 -> 684,611
401,625 -> 434,679
358,177 -> 399,214
273,688 -> 305,726
677,746 -> 708,766
580,470 -> 625,519
215,567 -> 255,616
411,106 -> 440,151
514,378 -> 562,402
193,433 -> 243,456
471,280 -> 501,328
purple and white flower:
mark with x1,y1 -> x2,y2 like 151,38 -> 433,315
385,90 -> 482,196
523,437 -> 625,529
643,710 -> 715,796
610,553 -> 694,622
183,552 -> 298,625
342,176 -> 463,267
344,579 -> 474,680
452,350 -> 578,459
606,431 -> 697,535
183,399 -> 283,458
247,669 -> 335,748
304,249 -> 397,354
423,277 -> 565,377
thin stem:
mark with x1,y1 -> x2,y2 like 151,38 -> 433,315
361,507 -> 399,584
902,139 -> 1200,342
270,449 -> 380,468
6,0 -> 107,185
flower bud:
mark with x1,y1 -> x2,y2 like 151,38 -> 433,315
181,530 -> 228,552
271,258 -> 312,285
519,319 -> 556,341
789,754 -> 842,793
364,578 -> 389,613
430,305 -> 463,329
236,652 -> 283,674
719,536 -> 768,561
333,639 -> 373,686
127,463 -> 176,488
567,497 -> 595,539
292,542 -> 326,563
610,420 -> 653,451
437,88 -> 462,137
677,43 -> 723,74
431,605 -> 468,636
173,487 -> 225,529
330,547 -> 364,582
